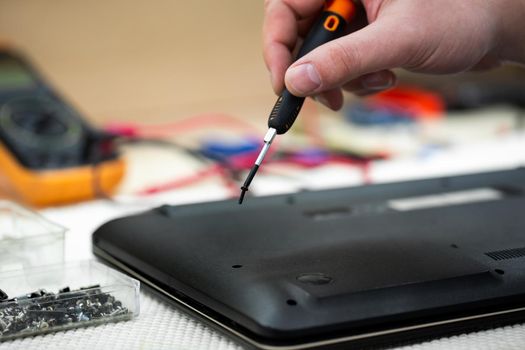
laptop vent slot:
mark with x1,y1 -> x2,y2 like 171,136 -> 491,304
485,247 -> 525,261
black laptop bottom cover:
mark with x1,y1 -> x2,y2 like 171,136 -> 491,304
93,168 -> 525,349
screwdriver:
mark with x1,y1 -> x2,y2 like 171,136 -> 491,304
239,0 -> 357,204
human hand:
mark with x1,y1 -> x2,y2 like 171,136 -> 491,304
263,0 -> 525,110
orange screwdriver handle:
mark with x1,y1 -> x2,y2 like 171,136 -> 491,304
293,0 -> 356,60
324,0 -> 357,23
268,0 -> 357,134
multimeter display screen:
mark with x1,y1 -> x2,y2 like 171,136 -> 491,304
0,59 -> 35,90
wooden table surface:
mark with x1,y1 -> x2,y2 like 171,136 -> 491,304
0,0 -> 276,123
2,0 -> 524,125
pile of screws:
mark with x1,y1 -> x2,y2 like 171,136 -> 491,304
0,285 -> 129,340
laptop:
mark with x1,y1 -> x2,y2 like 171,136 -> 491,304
93,168 -> 525,349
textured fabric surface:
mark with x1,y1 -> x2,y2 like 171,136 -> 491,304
0,291 -> 242,350
1,289 -> 525,350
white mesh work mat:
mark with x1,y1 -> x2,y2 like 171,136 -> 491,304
1,198 -> 523,349
1,289 -> 525,350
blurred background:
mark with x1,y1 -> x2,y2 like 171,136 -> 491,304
0,0 -> 272,121
0,0 -> 524,206
1,2 -> 524,346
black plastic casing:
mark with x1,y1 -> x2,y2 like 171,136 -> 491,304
93,168 -> 525,349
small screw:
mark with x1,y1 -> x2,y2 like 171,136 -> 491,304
0,289 -> 8,302
0,319 -> 8,331
58,287 -> 70,294
0,285 -> 129,339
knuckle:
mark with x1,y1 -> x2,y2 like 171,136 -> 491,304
394,25 -> 428,67
329,41 -> 360,80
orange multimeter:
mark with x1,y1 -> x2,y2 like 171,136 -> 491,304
0,47 -> 125,207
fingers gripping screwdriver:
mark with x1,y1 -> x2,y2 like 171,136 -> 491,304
239,0 -> 357,203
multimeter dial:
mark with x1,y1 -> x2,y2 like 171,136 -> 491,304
0,96 -> 86,169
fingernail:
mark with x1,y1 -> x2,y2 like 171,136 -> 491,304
361,73 -> 394,90
286,64 -> 321,94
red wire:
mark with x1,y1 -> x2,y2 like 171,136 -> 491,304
136,163 -> 240,197
117,109 -> 374,196
136,164 -> 226,196
135,153 -> 375,197
216,167 -> 240,198
105,113 -> 260,138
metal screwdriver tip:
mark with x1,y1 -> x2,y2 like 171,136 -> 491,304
238,128 -> 277,205
238,164 -> 260,204
238,187 -> 247,204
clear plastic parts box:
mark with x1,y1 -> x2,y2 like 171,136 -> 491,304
0,200 -> 65,272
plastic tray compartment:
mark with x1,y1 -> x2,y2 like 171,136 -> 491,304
0,200 -> 65,272
0,260 -> 140,341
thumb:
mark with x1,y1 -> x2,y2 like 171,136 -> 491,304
284,20 -> 415,96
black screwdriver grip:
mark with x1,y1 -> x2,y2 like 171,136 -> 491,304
268,90 -> 304,134
268,11 -> 349,134
296,12 -> 348,60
